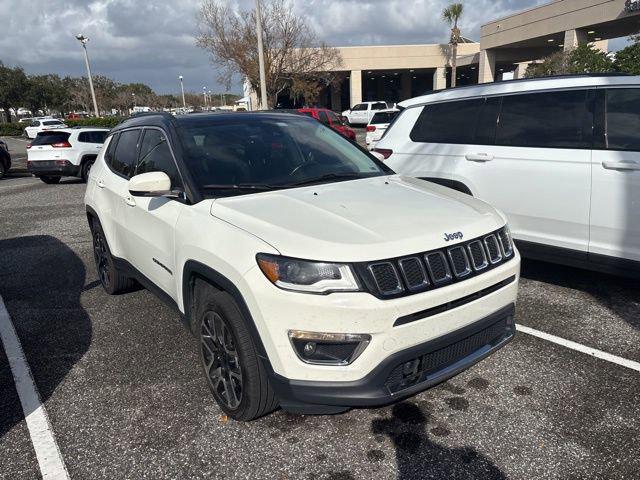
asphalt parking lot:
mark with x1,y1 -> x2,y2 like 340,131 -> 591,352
0,138 -> 639,480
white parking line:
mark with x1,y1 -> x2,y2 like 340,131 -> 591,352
0,297 -> 70,480
516,323 -> 640,373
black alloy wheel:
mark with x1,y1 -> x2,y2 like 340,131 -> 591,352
200,311 -> 243,410
92,226 -> 111,290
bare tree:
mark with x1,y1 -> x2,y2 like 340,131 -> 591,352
196,0 -> 342,108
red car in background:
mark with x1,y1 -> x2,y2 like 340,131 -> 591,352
297,107 -> 356,141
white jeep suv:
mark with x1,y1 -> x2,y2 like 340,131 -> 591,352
28,127 -> 109,183
342,101 -> 391,126
84,112 -> 520,421
375,74 -> 640,277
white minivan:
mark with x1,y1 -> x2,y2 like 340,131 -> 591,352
375,74 -> 640,277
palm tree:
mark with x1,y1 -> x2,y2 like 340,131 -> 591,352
442,3 -> 464,88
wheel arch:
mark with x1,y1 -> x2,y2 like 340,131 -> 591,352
181,260 -> 272,366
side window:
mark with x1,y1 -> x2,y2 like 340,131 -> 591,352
496,90 -> 592,149
352,104 -> 366,111
110,129 -> 140,178
318,111 -> 331,125
372,102 -> 387,110
79,131 -> 108,143
136,129 -> 181,188
327,111 -> 341,124
78,132 -> 89,143
606,88 -> 640,151
410,98 -> 484,144
104,133 -> 119,164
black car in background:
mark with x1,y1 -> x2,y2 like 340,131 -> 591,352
0,139 -> 11,179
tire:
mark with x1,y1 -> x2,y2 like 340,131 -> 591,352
195,282 -> 278,421
90,218 -> 137,295
81,159 -> 94,183
40,176 -> 61,184
0,161 -> 5,180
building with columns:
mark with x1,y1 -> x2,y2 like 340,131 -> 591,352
258,0 -> 640,111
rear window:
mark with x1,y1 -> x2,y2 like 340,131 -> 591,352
410,98 -> 484,144
78,131 -> 108,143
371,102 -> 387,111
43,120 -> 64,126
370,112 -> 398,125
32,132 -> 71,146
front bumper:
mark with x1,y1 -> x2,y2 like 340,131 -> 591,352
28,160 -> 80,177
270,303 -> 515,414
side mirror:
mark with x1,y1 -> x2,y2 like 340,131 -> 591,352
128,171 -> 175,197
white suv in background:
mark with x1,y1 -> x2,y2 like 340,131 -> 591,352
365,108 -> 399,150
27,127 -> 109,183
24,118 -> 67,139
342,101 -> 392,126
375,74 -> 640,277
85,111 -> 520,421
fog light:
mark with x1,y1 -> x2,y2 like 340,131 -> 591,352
288,330 -> 371,365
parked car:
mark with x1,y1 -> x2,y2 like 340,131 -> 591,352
376,73 -> 640,277
0,139 -> 11,179
298,107 -> 356,140
342,101 -> 392,126
27,127 -> 109,183
365,109 -> 399,150
24,118 -> 67,139
84,111 -> 520,421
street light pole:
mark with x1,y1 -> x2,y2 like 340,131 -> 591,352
179,75 -> 186,109
203,87 -> 207,109
255,0 -> 268,109
75,34 -> 99,117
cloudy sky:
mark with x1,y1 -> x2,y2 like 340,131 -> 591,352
0,0 -> 631,94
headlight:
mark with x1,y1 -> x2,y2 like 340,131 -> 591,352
256,254 -> 361,294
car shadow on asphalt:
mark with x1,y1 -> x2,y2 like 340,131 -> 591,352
520,258 -> 640,331
371,402 -> 505,480
0,235 -> 91,439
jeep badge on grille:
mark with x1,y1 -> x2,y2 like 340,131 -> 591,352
443,232 -> 463,242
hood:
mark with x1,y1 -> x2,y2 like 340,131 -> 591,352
209,175 -> 505,262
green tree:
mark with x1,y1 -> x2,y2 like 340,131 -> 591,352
525,44 -> 614,78
614,42 -> 640,75
0,62 -> 29,122
442,3 -> 464,88
24,74 -> 68,116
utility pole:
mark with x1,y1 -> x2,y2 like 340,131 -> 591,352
203,87 -> 207,109
255,0 -> 268,109
75,34 -> 99,117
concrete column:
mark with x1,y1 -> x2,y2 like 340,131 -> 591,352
433,67 -> 447,90
400,72 -> 411,100
330,85 -> 341,111
513,62 -> 530,79
564,29 -> 588,51
478,49 -> 496,84
349,70 -> 362,107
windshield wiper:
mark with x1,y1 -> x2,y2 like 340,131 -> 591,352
287,172 -> 374,187
201,183 -> 281,192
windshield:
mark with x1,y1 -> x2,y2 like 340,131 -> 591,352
177,115 -> 390,197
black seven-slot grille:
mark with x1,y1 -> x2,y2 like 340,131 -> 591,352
356,227 -> 514,299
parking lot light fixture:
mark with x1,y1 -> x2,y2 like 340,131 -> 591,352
179,75 -> 186,109
75,34 -> 99,118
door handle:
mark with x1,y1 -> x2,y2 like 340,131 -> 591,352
602,160 -> 640,171
97,179 -> 105,188
465,153 -> 494,162
124,195 -> 136,207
